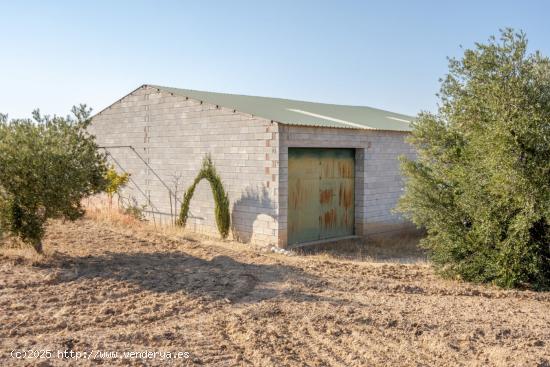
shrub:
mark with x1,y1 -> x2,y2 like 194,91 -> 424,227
397,29 -> 550,289
178,155 -> 230,239
0,105 -> 107,253
104,165 -> 130,207
122,196 -> 147,221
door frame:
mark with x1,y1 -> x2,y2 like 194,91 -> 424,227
287,147 -> 356,246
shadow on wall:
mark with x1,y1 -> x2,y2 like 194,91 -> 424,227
231,185 -> 276,243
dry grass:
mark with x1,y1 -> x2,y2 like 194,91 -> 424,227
84,195 -> 149,228
84,195 -> 210,242
295,230 -> 427,264
0,207 -> 549,366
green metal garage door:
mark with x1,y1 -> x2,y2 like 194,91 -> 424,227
288,148 -> 355,245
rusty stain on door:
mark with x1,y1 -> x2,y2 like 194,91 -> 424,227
288,148 -> 355,245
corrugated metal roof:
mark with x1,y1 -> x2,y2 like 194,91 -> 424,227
148,85 -> 413,132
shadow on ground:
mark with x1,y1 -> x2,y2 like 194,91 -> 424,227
45,251 -> 332,304
295,230 -> 428,264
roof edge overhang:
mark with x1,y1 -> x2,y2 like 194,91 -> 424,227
92,84 -> 414,132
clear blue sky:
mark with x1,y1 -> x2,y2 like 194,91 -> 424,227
1,0 -> 549,118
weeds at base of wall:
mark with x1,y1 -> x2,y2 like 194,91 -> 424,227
84,196 -> 148,229
294,230 -> 426,264
82,196 -> 208,242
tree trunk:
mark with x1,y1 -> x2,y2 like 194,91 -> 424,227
32,240 -> 43,254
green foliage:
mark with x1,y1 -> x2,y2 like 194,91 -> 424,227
0,105 -> 107,252
121,196 -> 147,221
104,165 -> 130,205
178,155 -> 230,239
397,29 -> 550,289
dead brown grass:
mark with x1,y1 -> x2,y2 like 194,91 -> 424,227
84,195 -> 210,242
295,230 -> 427,264
0,209 -> 549,366
84,195 -> 149,228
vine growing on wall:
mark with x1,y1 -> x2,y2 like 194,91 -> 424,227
177,155 -> 230,239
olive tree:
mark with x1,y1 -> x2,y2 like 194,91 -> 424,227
397,29 -> 550,289
0,105 -> 107,253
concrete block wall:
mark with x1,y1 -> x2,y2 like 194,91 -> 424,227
89,85 -> 280,245
89,85 -> 415,248
362,132 -> 415,235
278,125 -> 415,247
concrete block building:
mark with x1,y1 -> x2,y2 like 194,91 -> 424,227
89,84 -> 416,248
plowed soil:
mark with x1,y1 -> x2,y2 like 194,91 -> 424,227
1,219 -> 549,366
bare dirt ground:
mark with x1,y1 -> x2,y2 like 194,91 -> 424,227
1,218 -> 549,366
